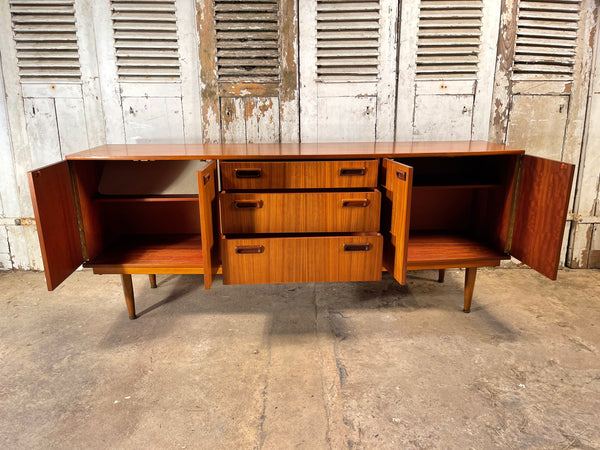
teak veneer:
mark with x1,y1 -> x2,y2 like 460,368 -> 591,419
28,141 -> 575,319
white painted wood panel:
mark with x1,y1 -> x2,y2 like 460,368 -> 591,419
0,225 -> 11,270
221,97 -> 246,144
23,98 -> 62,168
505,95 -> 568,161
122,97 -> 185,144
413,95 -> 474,141
55,97 -> 89,155
246,97 -> 280,144
317,96 -> 376,142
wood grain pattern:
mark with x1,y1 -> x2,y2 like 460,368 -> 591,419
406,232 -> 508,270
198,161 -> 221,289
463,267 -> 477,313
28,161 -> 83,290
220,160 -> 379,189
511,155 -> 575,280
121,274 -> 136,319
221,235 -> 383,284
65,141 -> 525,161
85,234 -> 205,274
220,191 -> 381,234
382,159 -> 413,285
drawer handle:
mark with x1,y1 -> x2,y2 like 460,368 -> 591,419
235,245 -> 265,254
234,200 -> 264,209
343,243 -> 372,252
342,199 -> 370,208
339,167 -> 366,176
396,170 -> 406,181
235,168 -> 263,178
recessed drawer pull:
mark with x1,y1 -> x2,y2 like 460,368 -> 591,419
342,199 -> 370,208
235,245 -> 265,254
339,167 -> 366,176
343,243 -> 372,252
235,168 -> 262,178
396,170 -> 406,181
234,200 -> 264,209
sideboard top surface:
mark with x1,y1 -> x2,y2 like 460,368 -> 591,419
65,141 -> 525,161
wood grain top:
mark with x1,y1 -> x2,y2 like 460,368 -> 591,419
65,141 -> 525,161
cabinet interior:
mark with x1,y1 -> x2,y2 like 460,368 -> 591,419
397,155 -> 519,267
72,160 -> 207,269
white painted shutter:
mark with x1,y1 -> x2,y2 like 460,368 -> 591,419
416,0 -> 484,80
396,0 -> 502,141
299,0 -> 398,142
111,0 -> 181,81
214,0 -> 280,83
94,0 -> 201,143
512,0 -> 580,80
9,0 -> 81,82
316,0 -> 380,83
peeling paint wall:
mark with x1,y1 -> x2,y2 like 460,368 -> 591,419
0,0 -> 598,270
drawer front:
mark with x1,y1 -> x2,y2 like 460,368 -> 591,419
220,191 -> 381,234
221,160 -> 378,190
222,235 -> 383,284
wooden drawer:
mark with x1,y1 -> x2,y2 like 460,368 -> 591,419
220,190 -> 381,234
221,234 -> 383,284
220,160 -> 378,190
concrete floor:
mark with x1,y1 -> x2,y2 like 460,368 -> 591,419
0,268 -> 598,449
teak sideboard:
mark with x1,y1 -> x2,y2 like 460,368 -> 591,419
28,141 -> 575,319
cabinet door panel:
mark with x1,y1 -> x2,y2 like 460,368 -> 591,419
198,161 -> 220,289
382,159 -> 413,284
28,161 -> 83,290
511,155 -> 574,280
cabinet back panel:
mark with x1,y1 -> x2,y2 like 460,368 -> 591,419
99,202 -> 201,236
410,188 -> 475,231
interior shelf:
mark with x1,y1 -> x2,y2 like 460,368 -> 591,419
407,232 -> 509,267
412,175 -> 502,187
412,184 -> 501,190
85,234 -> 204,272
93,194 -> 199,202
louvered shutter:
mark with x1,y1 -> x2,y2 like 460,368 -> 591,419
299,0 -> 398,142
416,0 -> 484,80
512,0 -> 580,80
9,0 -> 81,82
316,0 -> 380,83
111,0 -> 180,81
198,0 -> 298,143
396,0 -> 501,141
215,0 -> 280,83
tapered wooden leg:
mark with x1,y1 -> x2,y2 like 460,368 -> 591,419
121,274 -> 137,320
463,267 -> 477,313
438,269 -> 446,283
148,274 -> 157,289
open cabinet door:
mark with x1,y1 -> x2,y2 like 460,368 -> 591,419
511,155 -> 575,280
198,161 -> 221,289
28,161 -> 83,290
382,159 -> 413,284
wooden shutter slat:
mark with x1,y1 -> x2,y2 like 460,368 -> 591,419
111,0 -> 180,81
416,0 -> 483,80
316,0 -> 381,83
215,0 -> 281,83
9,1 -> 81,82
512,0 -> 580,80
